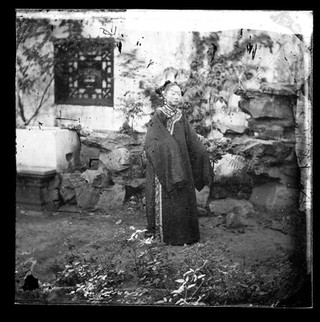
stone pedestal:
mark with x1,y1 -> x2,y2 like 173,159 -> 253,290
16,167 -> 57,211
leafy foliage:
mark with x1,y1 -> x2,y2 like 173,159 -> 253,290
15,18 -> 85,127
121,228 -> 175,290
117,49 -> 155,134
170,260 -> 207,305
16,18 -> 53,125
167,241 -> 298,306
178,30 -> 275,137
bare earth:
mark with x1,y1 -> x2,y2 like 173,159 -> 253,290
15,199 -> 309,307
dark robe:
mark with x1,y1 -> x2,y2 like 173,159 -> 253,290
144,107 -> 214,246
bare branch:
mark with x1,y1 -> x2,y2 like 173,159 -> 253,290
25,76 -> 54,125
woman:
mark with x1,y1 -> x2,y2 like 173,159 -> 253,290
144,81 -> 214,246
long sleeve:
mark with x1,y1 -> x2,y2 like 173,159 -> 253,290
184,116 -> 214,191
144,112 -> 188,195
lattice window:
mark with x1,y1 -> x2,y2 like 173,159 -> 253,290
54,38 -> 114,106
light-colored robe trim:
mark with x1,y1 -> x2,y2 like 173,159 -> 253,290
155,107 -> 182,242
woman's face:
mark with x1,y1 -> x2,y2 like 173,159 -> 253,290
163,85 -> 182,108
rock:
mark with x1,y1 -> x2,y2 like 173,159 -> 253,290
80,130 -> 140,151
67,172 -> 86,188
74,182 -> 100,210
249,182 -> 299,214
212,110 -> 249,134
125,178 -> 146,189
59,187 -> 76,204
96,183 -> 126,211
111,173 -> 127,185
232,83 -> 300,217
92,172 -> 113,188
225,206 -> 247,228
248,118 -> 295,141
239,95 -> 296,124
208,198 -> 255,216
59,172 -> 85,204
230,137 -> 293,165
207,129 -> 224,140
195,186 -> 210,208
228,136 -> 299,188
99,148 -> 131,172
81,169 -> 101,184
252,163 -> 300,187
259,82 -> 298,96
101,152 -> 145,183
236,83 -> 297,98
81,169 -> 112,188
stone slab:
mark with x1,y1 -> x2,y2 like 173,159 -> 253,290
17,167 -> 56,178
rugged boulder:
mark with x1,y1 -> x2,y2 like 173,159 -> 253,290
81,168 -> 113,188
74,182 -> 100,210
99,148 -> 131,172
59,172 -> 85,204
233,83 -> 300,215
80,130 -> 141,151
96,183 -> 126,211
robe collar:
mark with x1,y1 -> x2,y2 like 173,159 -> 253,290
159,104 -> 181,119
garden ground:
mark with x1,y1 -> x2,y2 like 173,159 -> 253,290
15,196 -> 311,307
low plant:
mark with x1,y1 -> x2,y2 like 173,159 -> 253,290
49,227 -> 174,304
164,241 -> 296,306
122,228 -> 174,290
170,260 -> 208,305
54,252 -> 126,303
26,225 -> 299,306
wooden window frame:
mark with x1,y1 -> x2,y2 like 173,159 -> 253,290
54,38 -> 114,106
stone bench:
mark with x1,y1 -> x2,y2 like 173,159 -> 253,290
16,167 -> 57,211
